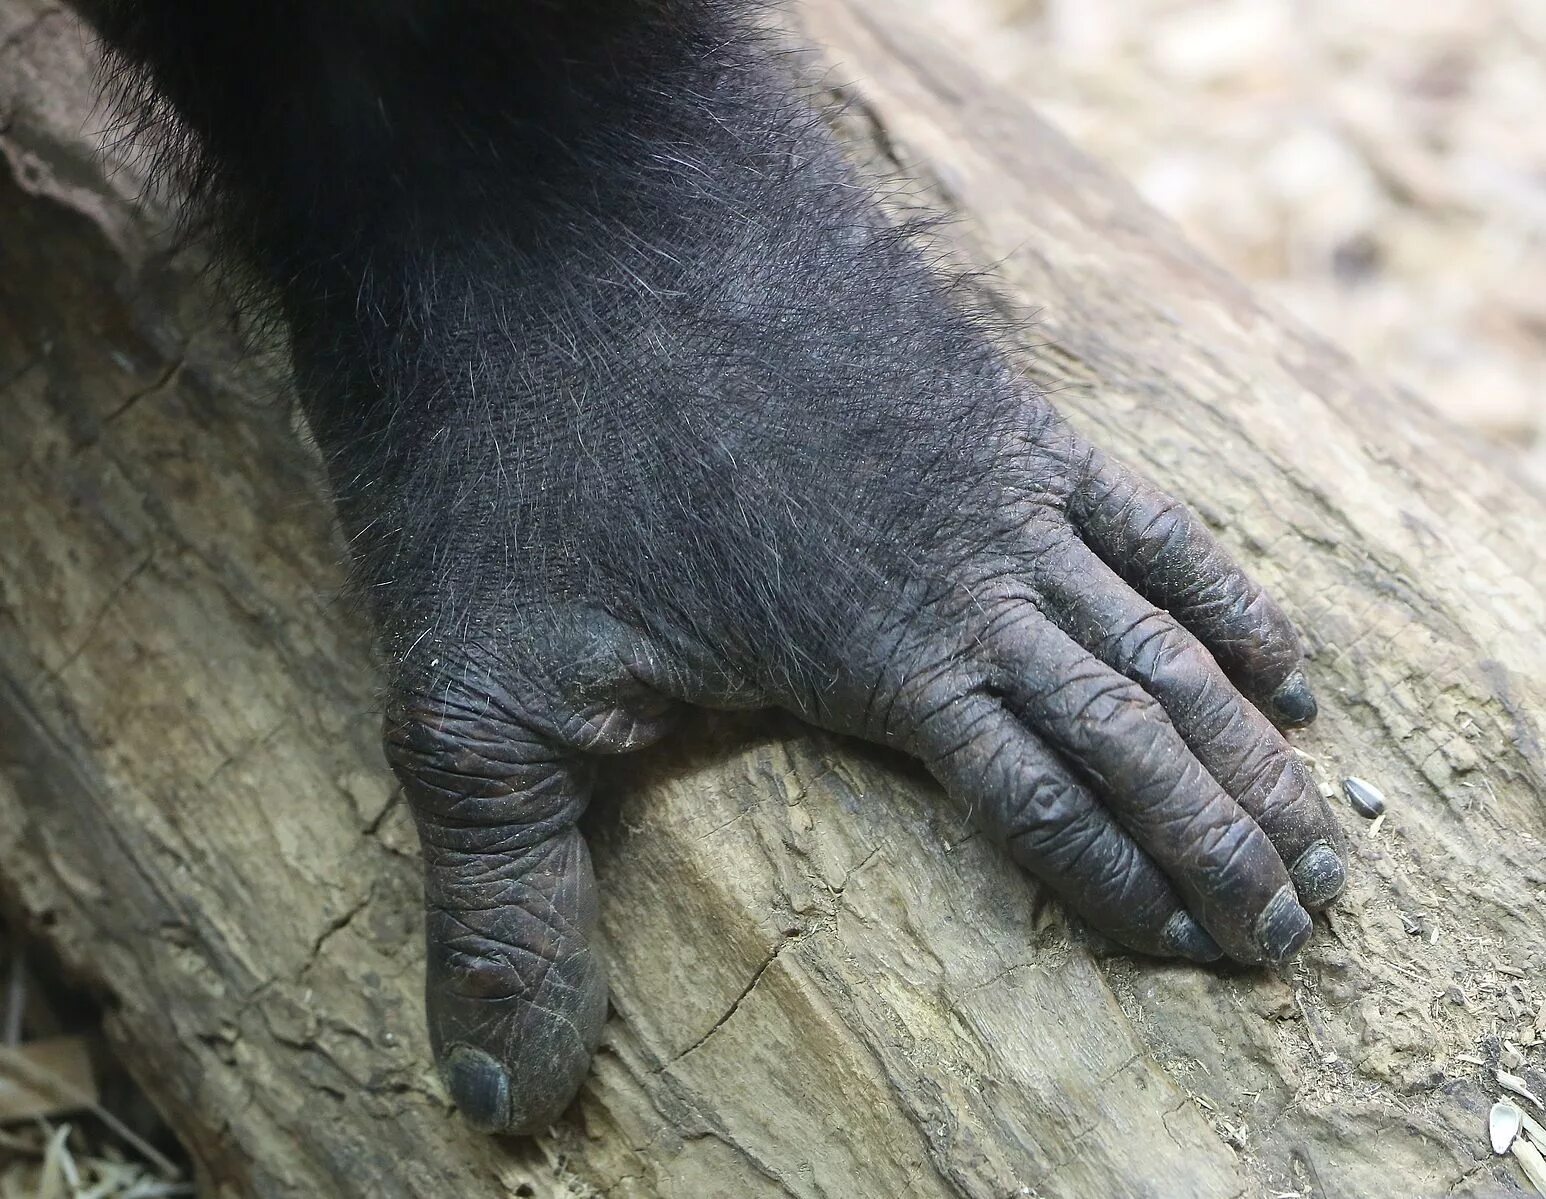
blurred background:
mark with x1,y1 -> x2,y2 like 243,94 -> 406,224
902,0 -> 1546,485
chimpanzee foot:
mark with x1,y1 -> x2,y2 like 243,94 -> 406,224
85,0 -> 1345,1132
378,415 -> 1343,1133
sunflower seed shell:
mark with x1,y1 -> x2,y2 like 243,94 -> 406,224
1343,776 -> 1387,818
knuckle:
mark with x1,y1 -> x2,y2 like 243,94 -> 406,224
1070,449 -> 1127,522
1067,673 -> 1168,738
1114,611 -> 1196,675
1240,748 -> 1301,806
1121,492 -> 1191,566
1267,767 -> 1343,846
1190,813 -> 1275,902
384,613 -> 673,828
1014,802 -> 1112,881
433,916 -> 554,1004
1001,774 -> 1087,845
1220,581 -> 1266,630
1114,613 -> 1255,735
385,651 -> 583,836
427,839 -> 591,996
910,670 -> 990,735
857,608 -> 984,744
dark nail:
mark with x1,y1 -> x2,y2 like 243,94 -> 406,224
1162,910 -> 1224,963
1255,885 -> 1313,966
1290,840 -> 1346,909
1270,671 -> 1318,728
444,1044 -> 511,1133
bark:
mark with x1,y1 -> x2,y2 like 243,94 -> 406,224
2,1 -> 1544,1196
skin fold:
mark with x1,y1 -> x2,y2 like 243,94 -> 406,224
81,0 -> 1347,1134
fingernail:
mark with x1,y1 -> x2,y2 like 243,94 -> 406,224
1269,671 -> 1318,728
1290,840 -> 1346,909
1255,885 -> 1313,965
1162,910 -> 1224,963
444,1044 -> 511,1133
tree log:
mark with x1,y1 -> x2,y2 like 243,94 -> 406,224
2,1 -> 1544,1195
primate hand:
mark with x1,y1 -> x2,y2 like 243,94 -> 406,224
88,0 -> 1346,1135
355,144 -> 1345,1132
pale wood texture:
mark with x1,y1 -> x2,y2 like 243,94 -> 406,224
2,1 -> 1544,1195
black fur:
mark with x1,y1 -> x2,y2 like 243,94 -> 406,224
89,0 -> 1012,704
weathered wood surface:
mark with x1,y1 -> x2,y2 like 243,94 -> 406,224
2,1 -> 1544,1195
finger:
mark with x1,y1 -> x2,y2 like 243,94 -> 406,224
386,689 -> 603,1135
384,636 -> 677,1136
988,606 -> 1312,966
1070,449 -> 1317,727
1034,539 -> 1346,910
911,683 -> 1222,962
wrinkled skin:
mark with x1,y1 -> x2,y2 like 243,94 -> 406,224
87,0 -> 1346,1134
